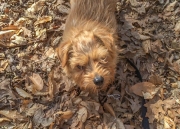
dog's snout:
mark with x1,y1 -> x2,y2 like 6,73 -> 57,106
93,75 -> 104,86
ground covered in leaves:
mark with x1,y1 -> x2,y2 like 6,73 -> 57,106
0,0 -> 180,129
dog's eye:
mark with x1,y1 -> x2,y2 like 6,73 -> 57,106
77,65 -> 85,70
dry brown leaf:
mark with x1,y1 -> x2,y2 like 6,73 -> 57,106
175,21 -> 180,32
25,1 -> 45,18
10,35 -> 27,45
149,74 -> 162,84
125,97 -> 141,113
29,73 -> 44,91
26,103 -> 45,116
0,117 -> 10,122
34,16 -> 52,25
0,110 -> 23,120
15,17 -> 28,26
142,87 -> 160,99
0,60 -> 8,73
45,47 -> 55,58
35,28 -> 47,40
115,118 -> 125,129
55,110 -> 74,120
0,30 -> 16,40
172,59 -> 180,74
151,40 -> 162,53
15,87 -> 33,99
164,1 -> 177,12
130,82 -> 157,97
142,40 -> 151,53
1,25 -> 19,30
21,27 -> 32,37
103,103 -> 116,117
77,107 -> 88,123
164,116 -> 175,129
124,125 -> 135,129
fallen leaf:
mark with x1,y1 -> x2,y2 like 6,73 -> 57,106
130,82 -> 157,97
149,74 -> 163,85
15,87 -> 33,99
164,1 -> 177,12
34,16 -> 52,26
0,60 -> 8,73
103,103 -> 116,117
0,117 -> 10,122
77,107 -> 88,123
0,30 -> 16,40
29,73 -> 44,91
1,25 -> 19,30
164,116 -> 175,129
55,110 -> 74,120
0,110 -> 24,120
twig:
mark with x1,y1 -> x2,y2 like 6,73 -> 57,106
0,40 -> 44,49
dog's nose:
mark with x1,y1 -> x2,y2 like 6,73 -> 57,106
93,75 -> 104,86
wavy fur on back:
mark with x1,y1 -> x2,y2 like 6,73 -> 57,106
63,0 -> 117,42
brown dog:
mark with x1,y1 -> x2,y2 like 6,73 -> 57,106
57,0 -> 118,92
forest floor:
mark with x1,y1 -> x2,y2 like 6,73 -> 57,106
0,0 -> 180,129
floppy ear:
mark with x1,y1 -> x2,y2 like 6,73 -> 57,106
56,41 -> 72,67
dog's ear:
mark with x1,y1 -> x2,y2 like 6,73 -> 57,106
56,41 -> 72,67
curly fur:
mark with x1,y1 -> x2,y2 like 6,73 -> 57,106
57,0 -> 118,92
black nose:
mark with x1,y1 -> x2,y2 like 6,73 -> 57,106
93,75 -> 104,86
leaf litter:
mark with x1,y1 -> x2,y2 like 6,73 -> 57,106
0,0 -> 180,128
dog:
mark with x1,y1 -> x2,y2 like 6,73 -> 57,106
57,0 -> 118,92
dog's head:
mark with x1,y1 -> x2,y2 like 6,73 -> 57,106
57,30 -> 117,92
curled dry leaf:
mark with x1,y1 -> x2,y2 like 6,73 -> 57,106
29,73 -> 44,91
34,16 -> 52,25
35,28 -> 47,40
1,25 -> 19,30
172,59 -> 180,74
0,117 -> 10,122
21,27 -> 32,37
0,110 -> 23,120
175,21 -> 180,32
11,35 -> 27,45
142,40 -> 151,53
0,30 -> 16,40
130,82 -> 158,98
45,47 -> 55,58
0,60 -> 8,73
25,1 -> 45,17
103,103 -> 116,117
164,116 -> 175,129
55,110 -> 74,120
77,107 -> 88,123
142,86 -> 161,99
115,118 -> 125,129
164,1 -> 177,12
15,87 -> 33,99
